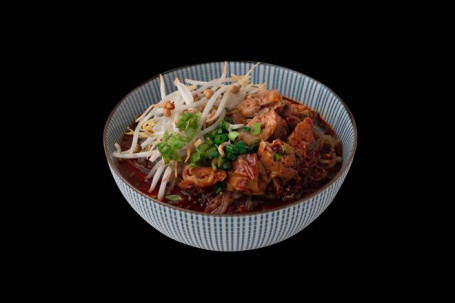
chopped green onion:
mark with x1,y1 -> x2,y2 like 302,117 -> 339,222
158,112 -> 201,163
214,182 -> 225,194
176,112 -> 200,134
190,151 -> 201,163
221,161 -> 231,170
251,123 -> 261,135
228,131 -> 240,141
212,133 -> 228,144
273,153 -> 281,161
165,195 -> 181,201
189,119 -> 253,168
211,158 -> 218,170
206,147 -> 219,158
190,138 -> 220,166
217,156 -> 223,168
227,153 -> 238,161
234,140 -> 247,154
223,116 -> 234,124
225,144 -> 235,154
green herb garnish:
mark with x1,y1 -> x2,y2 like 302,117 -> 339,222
234,140 -> 247,154
273,153 -> 281,161
190,138 -> 220,166
228,131 -> 240,141
221,161 -> 231,170
165,194 -> 181,201
157,112 -> 200,163
241,126 -> 251,132
211,158 -> 218,170
176,112 -> 200,137
157,132 -> 185,162
212,133 -> 229,144
188,119 -> 258,169
214,182 -> 225,194
251,123 -> 261,135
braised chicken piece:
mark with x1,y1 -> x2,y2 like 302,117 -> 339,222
258,140 -> 298,182
289,103 -> 314,119
285,115 -> 302,130
275,99 -> 292,118
237,89 -> 282,117
227,154 -> 270,195
276,101 -> 314,129
288,117 -> 316,161
245,108 -> 288,142
230,108 -> 248,124
237,131 -> 260,145
178,166 -> 227,189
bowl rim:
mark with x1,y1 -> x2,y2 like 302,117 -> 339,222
103,61 -> 358,217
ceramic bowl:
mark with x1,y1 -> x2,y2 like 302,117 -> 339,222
103,62 -> 357,251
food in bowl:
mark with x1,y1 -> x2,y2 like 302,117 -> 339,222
113,63 -> 342,214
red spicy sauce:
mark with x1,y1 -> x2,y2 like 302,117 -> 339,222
115,97 -> 342,213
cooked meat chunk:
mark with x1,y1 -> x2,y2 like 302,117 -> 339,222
288,117 -> 316,160
290,117 -> 315,142
258,140 -> 298,182
275,100 -> 292,118
227,154 -> 270,195
178,166 -> 227,189
285,115 -> 302,130
237,89 -> 282,117
230,108 -> 248,124
237,96 -> 260,118
246,108 -> 288,142
237,131 -> 260,145
289,103 -> 314,119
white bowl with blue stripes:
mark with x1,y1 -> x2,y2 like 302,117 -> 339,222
103,62 -> 357,251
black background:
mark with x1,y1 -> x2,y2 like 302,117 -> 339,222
8,5 -> 439,295
51,27 -> 398,280
82,50 -> 382,266
4,5 -> 434,294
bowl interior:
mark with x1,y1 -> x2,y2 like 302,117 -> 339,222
104,62 -> 356,196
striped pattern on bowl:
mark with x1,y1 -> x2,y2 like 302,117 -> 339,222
103,62 -> 357,251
